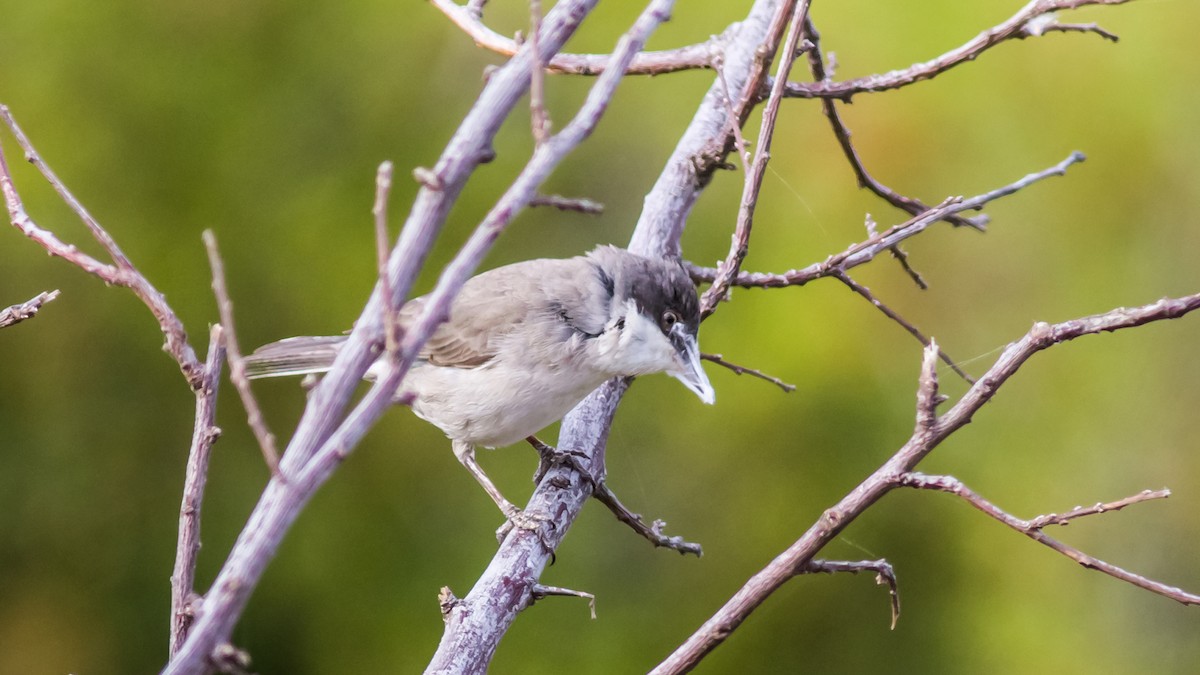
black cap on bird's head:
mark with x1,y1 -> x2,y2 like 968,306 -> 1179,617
587,246 -> 715,404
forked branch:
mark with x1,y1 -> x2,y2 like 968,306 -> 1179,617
653,293 -> 1200,672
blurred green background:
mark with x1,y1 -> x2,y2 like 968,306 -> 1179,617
2,1 -> 1198,673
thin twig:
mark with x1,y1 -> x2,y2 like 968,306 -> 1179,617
531,584 -> 598,619
373,161 -> 401,356
802,19 -> 988,232
687,153 -> 1087,290
202,231 -> 282,478
701,352 -> 795,393
431,0 -> 719,76
167,2 -> 671,671
832,270 -> 975,384
1026,488 -> 1171,529
169,324 -> 225,656
528,194 -> 604,214
529,0 -> 551,144
800,559 -> 900,630
0,290 -> 59,329
0,106 -> 204,387
782,0 -> 1133,101
900,474 -> 1199,605
593,481 -> 704,556
700,0 -> 812,319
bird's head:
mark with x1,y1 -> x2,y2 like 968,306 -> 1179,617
587,246 -> 715,405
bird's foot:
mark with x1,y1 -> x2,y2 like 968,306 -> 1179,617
527,436 -> 590,484
496,503 -> 552,546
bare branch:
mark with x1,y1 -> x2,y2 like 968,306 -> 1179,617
802,19 -> 988,231
800,559 -> 900,630
528,0 -> 551,143
528,193 -> 604,214
701,352 -> 795,393
170,325 -> 225,656
168,2 -> 674,670
700,1 -> 813,319
0,290 -> 59,329
593,481 -> 704,556
531,584 -> 597,619
0,106 -> 204,387
203,231 -> 283,478
373,161 -> 401,356
687,153 -> 1086,290
652,290 -> 1200,673
1026,488 -> 1171,529
900,473 -> 1200,605
783,0 -> 1132,101
832,270 -> 974,384
431,0 -> 719,75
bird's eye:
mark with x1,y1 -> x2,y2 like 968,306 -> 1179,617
662,310 -> 680,328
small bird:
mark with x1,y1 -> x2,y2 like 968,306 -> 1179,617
245,245 -> 715,526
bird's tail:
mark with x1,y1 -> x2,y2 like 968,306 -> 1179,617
243,335 -> 348,379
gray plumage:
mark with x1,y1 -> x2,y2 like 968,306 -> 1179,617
245,245 -> 714,524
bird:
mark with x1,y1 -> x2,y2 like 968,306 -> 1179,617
244,245 -> 715,527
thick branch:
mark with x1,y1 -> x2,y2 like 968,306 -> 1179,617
425,2 -> 678,669
167,1 -> 613,671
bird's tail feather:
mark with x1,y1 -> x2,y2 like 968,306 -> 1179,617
244,335 -> 347,379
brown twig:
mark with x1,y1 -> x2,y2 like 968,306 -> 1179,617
431,0 -> 720,76
169,324 -> 225,656
593,481 -> 704,556
831,270 -> 975,384
701,352 -> 795,393
203,231 -> 283,478
687,153 -> 1087,290
699,0 -> 813,320
802,19 -> 988,232
782,0 -> 1132,101
528,193 -> 604,214
801,559 -> 900,630
900,474 -> 1198,604
654,292 -> 1200,672
0,105 -> 204,387
0,290 -> 60,329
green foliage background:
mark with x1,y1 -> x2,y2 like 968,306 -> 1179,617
1,1 -> 1198,672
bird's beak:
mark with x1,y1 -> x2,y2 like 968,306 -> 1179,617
667,323 -> 716,405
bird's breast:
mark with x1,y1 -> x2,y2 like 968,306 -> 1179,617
401,349 -> 610,449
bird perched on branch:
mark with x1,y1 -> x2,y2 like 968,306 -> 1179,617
245,245 -> 714,527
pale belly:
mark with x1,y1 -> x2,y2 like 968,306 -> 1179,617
401,361 -> 610,448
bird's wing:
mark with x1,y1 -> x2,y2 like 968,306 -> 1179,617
402,256 -> 609,369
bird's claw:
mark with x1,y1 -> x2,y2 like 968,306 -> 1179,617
496,504 -> 553,547
529,438 -> 590,484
